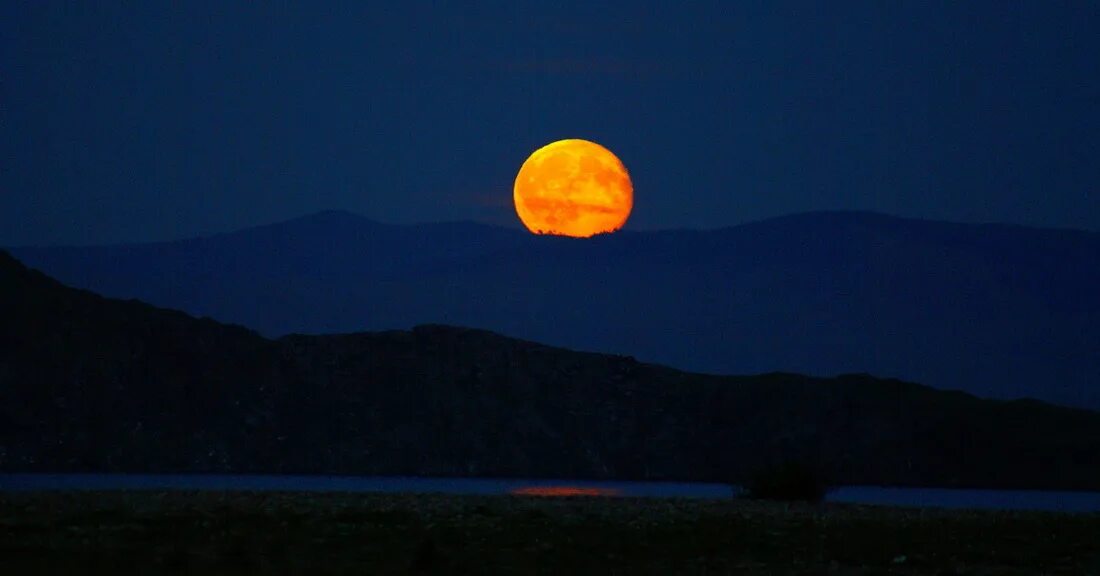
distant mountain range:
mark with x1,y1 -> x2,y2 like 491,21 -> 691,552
2,249 -> 1100,489
8,210 -> 1099,410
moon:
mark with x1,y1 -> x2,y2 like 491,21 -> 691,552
513,139 -> 633,237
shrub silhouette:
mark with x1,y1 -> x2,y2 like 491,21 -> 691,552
744,461 -> 831,503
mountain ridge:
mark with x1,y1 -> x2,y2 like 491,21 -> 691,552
13,209 -> 1100,251
8,210 -> 1099,410
2,249 -> 1100,489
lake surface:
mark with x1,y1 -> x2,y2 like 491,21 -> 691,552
2,474 -> 1099,513
0,474 -> 732,499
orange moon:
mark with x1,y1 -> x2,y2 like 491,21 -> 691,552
513,139 -> 633,237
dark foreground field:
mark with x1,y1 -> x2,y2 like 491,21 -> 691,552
1,491 -> 1099,575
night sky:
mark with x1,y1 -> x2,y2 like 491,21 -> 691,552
3,2 -> 1097,246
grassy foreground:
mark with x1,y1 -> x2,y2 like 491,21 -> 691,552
1,491 -> 1099,575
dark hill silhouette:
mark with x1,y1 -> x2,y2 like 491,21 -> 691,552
8,210 -> 1099,410
2,249 -> 1100,489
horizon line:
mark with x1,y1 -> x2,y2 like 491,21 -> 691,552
7,208 -> 1097,249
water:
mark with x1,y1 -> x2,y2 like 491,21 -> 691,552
828,486 -> 1100,513
0,474 -> 731,499
2,474 -> 1099,513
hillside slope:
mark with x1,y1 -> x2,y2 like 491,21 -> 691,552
2,250 -> 1099,489
10,210 -> 1098,410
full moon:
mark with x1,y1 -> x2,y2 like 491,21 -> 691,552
513,139 -> 633,237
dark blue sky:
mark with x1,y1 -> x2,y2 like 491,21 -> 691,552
3,2 -> 1098,245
